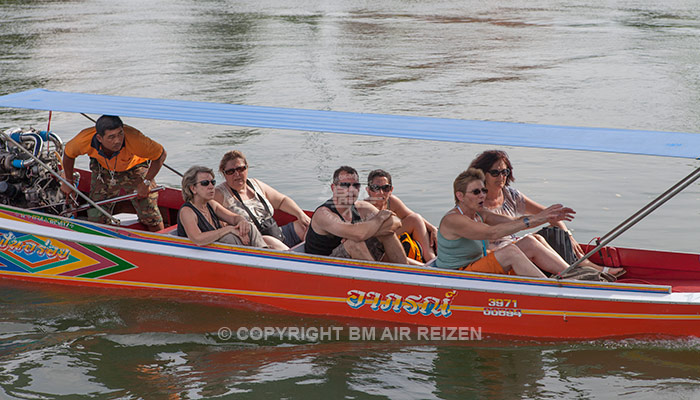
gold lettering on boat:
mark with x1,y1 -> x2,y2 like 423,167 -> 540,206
0,235 -> 70,261
346,289 -> 457,318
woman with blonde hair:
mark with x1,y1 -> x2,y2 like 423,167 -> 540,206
177,165 -> 266,248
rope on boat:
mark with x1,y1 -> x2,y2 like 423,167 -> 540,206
559,165 -> 700,277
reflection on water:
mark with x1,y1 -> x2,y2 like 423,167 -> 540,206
2,281 -> 700,398
1,0 -> 700,398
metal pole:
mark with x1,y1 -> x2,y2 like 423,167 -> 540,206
64,185 -> 165,214
163,163 -> 183,177
558,165 -> 700,277
597,166 -> 700,244
0,130 -> 120,225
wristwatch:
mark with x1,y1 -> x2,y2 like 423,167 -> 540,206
523,216 -> 530,228
143,179 -> 151,187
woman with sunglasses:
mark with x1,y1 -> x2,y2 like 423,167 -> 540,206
469,150 -> 624,277
177,166 -> 267,248
436,168 -> 577,277
364,169 -> 437,261
214,150 -> 310,250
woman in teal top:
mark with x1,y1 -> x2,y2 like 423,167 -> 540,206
436,168 -> 576,277
435,212 -> 487,269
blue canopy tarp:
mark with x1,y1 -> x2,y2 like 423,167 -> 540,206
0,88 -> 698,159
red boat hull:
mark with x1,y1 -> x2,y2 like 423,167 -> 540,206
1,204 -> 699,339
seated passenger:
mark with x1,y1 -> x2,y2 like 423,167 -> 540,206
177,166 -> 267,248
214,150 -> 310,250
469,150 -> 624,277
304,166 -> 411,264
364,169 -> 437,261
436,168 -> 576,277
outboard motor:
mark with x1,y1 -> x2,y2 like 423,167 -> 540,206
0,127 -> 65,213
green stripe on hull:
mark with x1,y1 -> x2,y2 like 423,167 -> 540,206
77,243 -> 137,278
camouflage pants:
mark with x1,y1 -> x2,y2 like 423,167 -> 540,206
88,159 -> 163,227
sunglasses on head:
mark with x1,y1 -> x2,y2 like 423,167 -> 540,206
224,165 -> 248,175
487,168 -> 510,177
337,182 -> 361,189
469,188 -> 488,195
369,184 -> 392,192
197,179 -> 216,187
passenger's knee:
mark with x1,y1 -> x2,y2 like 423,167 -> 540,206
498,243 -> 526,262
517,234 -> 541,250
388,215 -> 402,231
343,239 -> 366,255
505,242 -> 524,253
531,233 -> 547,245
403,212 -> 421,227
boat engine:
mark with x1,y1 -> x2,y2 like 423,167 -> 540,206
0,128 -> 66,213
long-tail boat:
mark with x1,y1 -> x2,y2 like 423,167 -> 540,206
0,88 -> 698,339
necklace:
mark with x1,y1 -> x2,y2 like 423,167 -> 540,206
194,201 -> 213,224
105,154 -> 118,186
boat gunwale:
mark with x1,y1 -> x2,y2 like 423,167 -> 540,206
3,206 -> 693,305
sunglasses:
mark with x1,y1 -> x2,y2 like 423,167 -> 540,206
337,182 -> 361,189
224,165 -> 248,175
368,184 -> 393,192
487,168 -> 510,177
197,179 -> 216,187
468,188 -> 488,195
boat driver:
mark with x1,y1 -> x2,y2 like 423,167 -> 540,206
304,166 -> 413,264
60,115 -> 166,231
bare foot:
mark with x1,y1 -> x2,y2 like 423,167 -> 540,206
593,265 -> 626,277
578,258 -> 623,276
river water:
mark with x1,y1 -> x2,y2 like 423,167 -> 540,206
1,0 -> 700,398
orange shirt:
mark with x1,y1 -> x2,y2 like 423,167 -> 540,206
64,125 -> 164,172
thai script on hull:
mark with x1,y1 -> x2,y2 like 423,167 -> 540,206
0,234 -> 70,260
346,289 -> 457,318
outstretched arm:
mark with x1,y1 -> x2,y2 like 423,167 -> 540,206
521,193 -> 584,255
521,193 -> 570,230
445,204 -> 575,241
